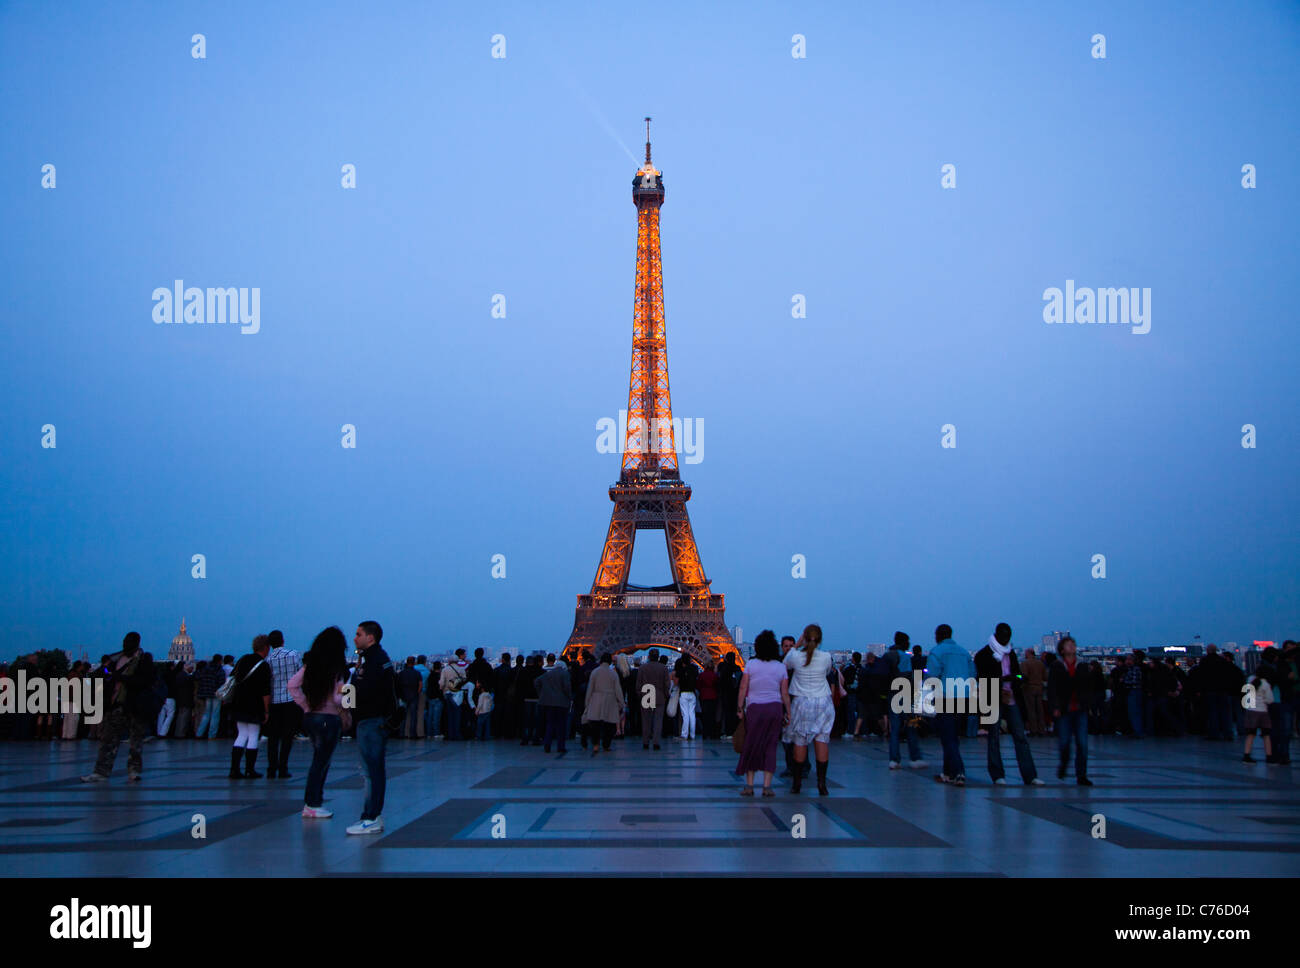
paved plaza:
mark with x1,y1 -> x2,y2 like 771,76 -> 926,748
0,733 -> 1295,877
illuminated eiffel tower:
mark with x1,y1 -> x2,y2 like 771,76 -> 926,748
562,120 -> 737,669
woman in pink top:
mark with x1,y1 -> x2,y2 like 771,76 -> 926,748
735,631 -> 791,797
289,627 -> 350,819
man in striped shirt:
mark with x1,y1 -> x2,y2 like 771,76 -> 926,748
264,630 -> 303,779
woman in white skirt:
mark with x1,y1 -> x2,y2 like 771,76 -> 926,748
784,624 -> 842,795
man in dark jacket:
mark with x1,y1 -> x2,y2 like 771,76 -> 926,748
882,633 -> 923,767
1047,636 -> 1093,785
82,632 -> 154,783
636,649 -> 672,750
1268,641 -> 1297,765
493,652 -> 514,738
194,653 -> 226,739
717,653 -> 741,738
536,656 -> 573,753
466,648 -> 494,691
516,655 -> 545,746
974,623 -> 1042,786
172,662 -> 195,738
1152,658 -> 1184,736
867,652 -> 893,736
397,657 -> 423,739
1019,649 -> 1047,735
570,655 -> 590,743
348,620 -> 395,835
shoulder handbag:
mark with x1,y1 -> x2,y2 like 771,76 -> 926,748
731,714 -> 746,754
217,659 -> 263,704
666,684 -> 680,718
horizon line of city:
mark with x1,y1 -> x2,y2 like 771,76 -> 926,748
15,620 -> 1281,666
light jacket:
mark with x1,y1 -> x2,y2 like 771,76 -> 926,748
583,665 -> 625,724
926,639 -> 976,700
439,662 -> 467,693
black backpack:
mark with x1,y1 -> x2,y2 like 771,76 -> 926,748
841,664 -> 858,689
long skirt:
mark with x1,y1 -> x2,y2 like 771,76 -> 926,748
735,701 -> 783,774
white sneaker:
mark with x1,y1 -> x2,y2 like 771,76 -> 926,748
80,773 -> 108,783
908,760 -> 927,769
346,818 -> 384,835
1029,778 -> 1046,786
302,806 -> 334,819
889,761 -> 900,770
993,778 -> 1007,785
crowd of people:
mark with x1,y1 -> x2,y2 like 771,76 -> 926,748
2,625 -> 1295,834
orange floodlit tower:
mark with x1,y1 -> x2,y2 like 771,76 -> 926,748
562,120 -> 738,669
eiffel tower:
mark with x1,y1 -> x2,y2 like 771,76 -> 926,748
562,120 -> 738,670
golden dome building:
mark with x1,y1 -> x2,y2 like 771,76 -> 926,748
168,618 -> 195,665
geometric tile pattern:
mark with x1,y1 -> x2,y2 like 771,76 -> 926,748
0,734 -> 1295,876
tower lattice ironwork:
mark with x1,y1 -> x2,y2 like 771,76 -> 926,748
563,120 -> 739,669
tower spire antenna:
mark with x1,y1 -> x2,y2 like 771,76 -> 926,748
644,116 -> 652,165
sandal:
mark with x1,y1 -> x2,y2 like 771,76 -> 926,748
762,788 -> 775,797
740,786 -> 754,797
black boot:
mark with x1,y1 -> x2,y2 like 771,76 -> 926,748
243,748 -> 262,779
791,764 -> 803,794
228,748 -> 244,779
816,760 -> 829,796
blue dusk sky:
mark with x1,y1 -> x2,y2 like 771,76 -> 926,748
1,0 -> 1297,660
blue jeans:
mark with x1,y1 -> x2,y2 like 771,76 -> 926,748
196,698 -> 222,738
842,695 -> 858,733
302,712 -> 341,808
356,717 -> 387,821
1126,690 -> 1144,738
425,698 -> 443,737
404,701 -> 420,738
476,711 -> 491,740
1057,709 -> 1088,778
987,703 -> 1037,782
887,708 -> 921,762
935,712 -> 964,778
445,696 -> 460,740
1269,702 -> 1292,761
